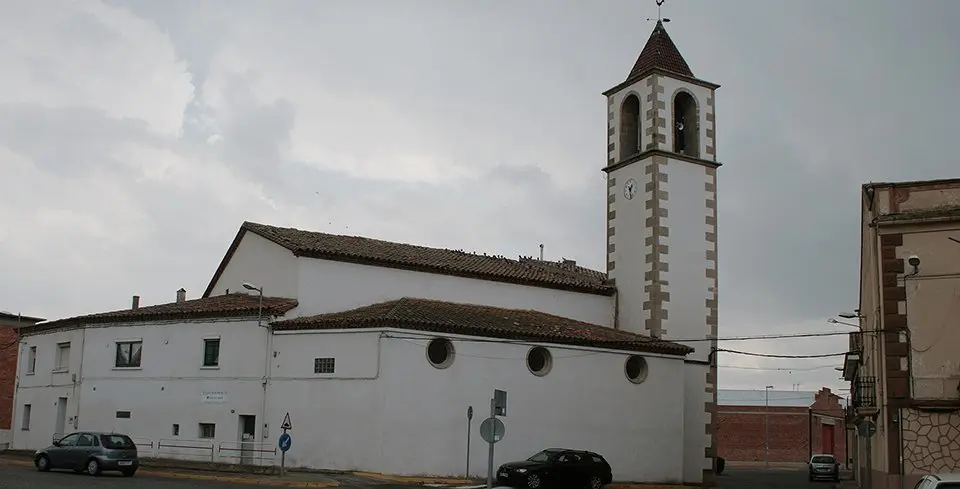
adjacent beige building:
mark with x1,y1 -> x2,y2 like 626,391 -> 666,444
844,178 -> 960,489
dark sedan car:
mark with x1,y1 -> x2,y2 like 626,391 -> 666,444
496,448 -> 613,489
35,431 -> 139,477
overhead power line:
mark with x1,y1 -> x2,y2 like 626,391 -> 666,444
719,364 -> 839,372
717,348 -> 846,359
385,327 -> 872,348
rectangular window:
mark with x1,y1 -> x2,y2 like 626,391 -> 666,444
198,423 -> 216,439
116,411 -> 131,419
26,346 -> 36,374
115,340 -> 143,368
172,424 -> 180,436
21,404 -> 31,430
55,342 -> 71,371
202,338 -> 220,367
314,357 -> 335,374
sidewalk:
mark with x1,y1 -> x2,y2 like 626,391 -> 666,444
0,455 -> 337,487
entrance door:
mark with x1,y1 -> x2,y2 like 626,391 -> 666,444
822,424 -> 835,455
54,398 -> 68,440
238,415 -> 256,465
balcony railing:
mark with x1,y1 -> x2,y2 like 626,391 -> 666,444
849,331 -> 863,353
853,376 -> 877,409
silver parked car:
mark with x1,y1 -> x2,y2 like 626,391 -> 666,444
808,453 -> 840,482
34,431 -> 139,477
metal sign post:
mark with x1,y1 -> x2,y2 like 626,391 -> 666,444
279,412 -> 293,477
486,389 -> 507,489
466,406 -> 473,478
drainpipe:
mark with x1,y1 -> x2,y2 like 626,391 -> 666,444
808,408 -> 813,460
73,327 -> 86,430
899,406 -> 905,489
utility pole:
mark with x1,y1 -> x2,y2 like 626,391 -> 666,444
765,385 -> 773,468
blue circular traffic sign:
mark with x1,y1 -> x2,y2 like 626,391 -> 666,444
278,433 -> 292,452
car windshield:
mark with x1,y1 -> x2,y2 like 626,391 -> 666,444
99,434 -> 136,449
527,450 -> 559,462
811,456 -> 835,464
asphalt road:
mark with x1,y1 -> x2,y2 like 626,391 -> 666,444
0,463 -> 243,489
0,461 -> 424,489
0,460 -> 851,489
718,468 -> 850,489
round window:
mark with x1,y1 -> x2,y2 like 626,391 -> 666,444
526,346 -> 552,376
625,355 -> 649,384
426,338 -> 455,369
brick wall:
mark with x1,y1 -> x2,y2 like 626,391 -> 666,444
717,388 -> 848,464
0,326 -> 19,430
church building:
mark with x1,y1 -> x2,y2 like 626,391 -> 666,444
9,20 -> 722,486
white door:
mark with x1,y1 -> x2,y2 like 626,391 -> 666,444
54,398 -> 68,440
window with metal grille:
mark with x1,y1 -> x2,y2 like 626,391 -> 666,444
203,338 -> 220,367
198,423 -> 216,439
314,357 -> 335,374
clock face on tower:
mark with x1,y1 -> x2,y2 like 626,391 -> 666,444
624,178 -> 638,200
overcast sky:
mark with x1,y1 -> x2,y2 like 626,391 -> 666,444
2,0 -> 958,393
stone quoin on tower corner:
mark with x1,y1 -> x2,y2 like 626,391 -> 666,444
603,17 -> 722,487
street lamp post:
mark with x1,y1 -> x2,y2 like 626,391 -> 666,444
765,385 -> 774,468
243,282 -> 264,328
243,282 -> 269,455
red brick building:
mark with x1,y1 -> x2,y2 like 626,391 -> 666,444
0,311 -> 45,444
717,387 -> 848,465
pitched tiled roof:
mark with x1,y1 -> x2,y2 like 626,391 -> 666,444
204,222 -> 614,297
0,311 -> 45,323
272,297 -> 693,356
20,293 -> 299,334
627,20 -> 694,80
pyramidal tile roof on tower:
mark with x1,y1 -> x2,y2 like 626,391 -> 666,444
627,20 -> 694,80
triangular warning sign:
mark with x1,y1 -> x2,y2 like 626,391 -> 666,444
281,412 -> 292,430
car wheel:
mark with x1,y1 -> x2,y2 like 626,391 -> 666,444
86,458 -> 101,476
121,468 -> 137,477
526,473 -> 542,488
588,475 -> 603,489
35,455 -> 50,472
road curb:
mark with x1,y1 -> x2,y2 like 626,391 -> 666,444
352,471 -> 475,485
143,470 -> 339,487
608,485 -> 697,489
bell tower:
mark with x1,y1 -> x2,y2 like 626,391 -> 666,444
602,18 -> 721,487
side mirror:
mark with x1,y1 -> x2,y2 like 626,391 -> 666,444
52,440 -> 60,447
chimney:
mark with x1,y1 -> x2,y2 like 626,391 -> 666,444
132,296 -> 140,310
563,259 -> 577,266
176,288 -> 186,303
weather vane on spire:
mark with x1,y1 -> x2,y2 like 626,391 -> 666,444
647,0 -> 671,23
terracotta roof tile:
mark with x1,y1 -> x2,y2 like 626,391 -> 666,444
21,293 -> 298,334
627,20 -> 694,80
272,298 -> 693,356
231,222 -> 614,296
